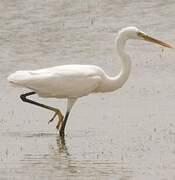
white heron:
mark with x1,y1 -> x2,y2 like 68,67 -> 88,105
7,27 -> 172,137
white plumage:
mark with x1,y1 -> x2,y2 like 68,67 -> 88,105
8,65 -> 104,98
7,27 -> 172,136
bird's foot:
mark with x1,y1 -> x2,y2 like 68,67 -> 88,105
56,113 -> 64,130
48,112 -> 57,124
48,110 -> 64,129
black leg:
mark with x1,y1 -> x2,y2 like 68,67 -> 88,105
59,111 -> 70,137
20,91 -> 63,124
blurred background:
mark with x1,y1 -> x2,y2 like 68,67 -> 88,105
0,0 -> 175,179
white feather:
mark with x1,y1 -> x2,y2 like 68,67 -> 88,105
8,65 -> 104,98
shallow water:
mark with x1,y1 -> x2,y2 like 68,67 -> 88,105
1,0 -> 175,179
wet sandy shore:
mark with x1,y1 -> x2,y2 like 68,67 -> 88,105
1,0 -> 175,179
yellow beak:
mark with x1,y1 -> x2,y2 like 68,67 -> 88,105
138,32 -> 173,48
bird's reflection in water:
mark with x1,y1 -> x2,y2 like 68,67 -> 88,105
55,135 -> 70,156
47,135 -> 76,175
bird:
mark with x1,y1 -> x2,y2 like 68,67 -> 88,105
7,26 -> 172,137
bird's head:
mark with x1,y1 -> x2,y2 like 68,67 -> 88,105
118,26 -> 172,48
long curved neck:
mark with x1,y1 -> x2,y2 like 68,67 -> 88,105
105,34 -> 131,92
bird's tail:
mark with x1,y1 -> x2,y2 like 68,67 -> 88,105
7,71 -> 32,87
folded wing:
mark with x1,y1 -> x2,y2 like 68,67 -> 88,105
7,65 -> 102,98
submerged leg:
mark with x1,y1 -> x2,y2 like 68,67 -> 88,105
20,91 -> 64,127
59,98 -> 77,137
59,111 -> 70,137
